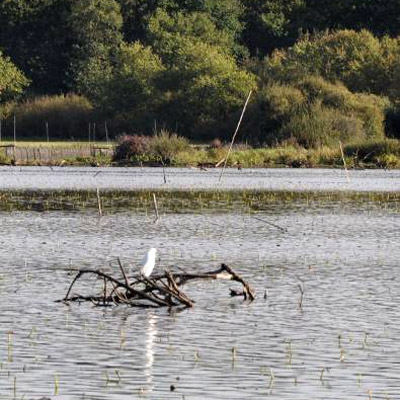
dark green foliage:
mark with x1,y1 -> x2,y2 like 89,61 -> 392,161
69,0 -> 124,96
241,0 -> 400,58
241,0 -> 305,56
0,0 -> 73,94
384,105 -> 400,139
300,0 -> 400,38
1,0 -> 400,146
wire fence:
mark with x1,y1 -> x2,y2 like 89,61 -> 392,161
0,145 -> 113,163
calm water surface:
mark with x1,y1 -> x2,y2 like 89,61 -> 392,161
0,166 -> 399,191
0,200 -> 399,399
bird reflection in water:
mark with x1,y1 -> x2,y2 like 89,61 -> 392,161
144,311 -> 158,391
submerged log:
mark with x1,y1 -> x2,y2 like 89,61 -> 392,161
61,263 -> 255,308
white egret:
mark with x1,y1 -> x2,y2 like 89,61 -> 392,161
140,248 -> 157,278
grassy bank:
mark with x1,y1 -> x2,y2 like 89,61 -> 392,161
0,138 -> 400,168
0,188 -> 399,212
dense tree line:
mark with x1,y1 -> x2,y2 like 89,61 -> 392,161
0,0 -> 400,141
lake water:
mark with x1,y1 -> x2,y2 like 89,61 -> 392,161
0,191 -> 399,399
0,166 -> 399,192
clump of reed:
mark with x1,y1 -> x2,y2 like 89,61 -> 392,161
0,94 -> 93,139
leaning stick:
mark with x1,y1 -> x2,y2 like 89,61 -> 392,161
221,264 -> 255,301
298,283 -> 304,310
138,274 -> 194,307
152,193 -> 160,222
164,270 -> 194,307
219,90 -> 252,183
252,216 -> 288,232
96,188 -> 102,216
117,258 -> 130,287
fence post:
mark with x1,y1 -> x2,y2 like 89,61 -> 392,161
105,121 -> 109,143
13,114 -> 16,146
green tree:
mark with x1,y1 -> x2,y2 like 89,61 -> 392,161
241,0 -> 305,56
0,51 -> 29,103
148,8 -> 235,62
117,0 -> 159,42
117,0 -> 244,54
0,0 -> 72,94
69,0 -> 123,96
146,9 -> 256,134
300,0 -> 400,37
100,42 -> 165,116
264,30 -> 400,98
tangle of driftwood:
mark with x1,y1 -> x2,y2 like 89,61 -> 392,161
60,263 -> 255,308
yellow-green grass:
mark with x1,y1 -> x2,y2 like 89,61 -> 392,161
0,138 -> 399,169
0,139 -> 115,149
0,189 -> 399,212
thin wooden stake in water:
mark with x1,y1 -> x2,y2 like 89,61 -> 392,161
117,258 -> 130,287
88,123 -> 91,146
162,161 -> 167,184
96,187 -> 102,217
54,374 -> 59,395
8,331 -> 13,362
219,90 -> 252,183
298,283 -> 304,310
339,140 -> 350,183
153,193 -> 160,222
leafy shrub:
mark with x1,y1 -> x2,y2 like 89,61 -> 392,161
243,76 -> 387,147
344,139 -> 400,163
281,103 -> 365,147
147,130 -> 190,164
113,130 -> 190,164
113,134 -> 150,161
